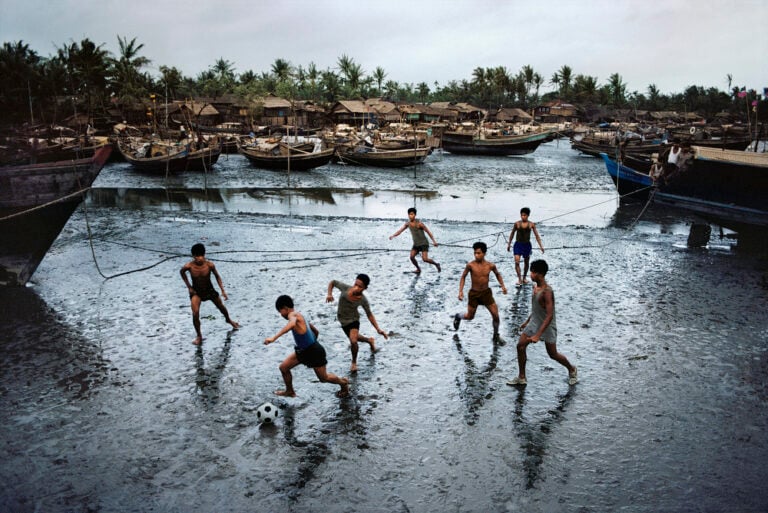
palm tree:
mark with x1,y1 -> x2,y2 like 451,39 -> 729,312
110,36 -> 151,106
416,82 -> 430,103
557,65 -> 573,99
0,41 -> 41,123
372,66 -> 387,96
271,58 -> 292,83
607,72 -> 627,107
57,38 -> 111,122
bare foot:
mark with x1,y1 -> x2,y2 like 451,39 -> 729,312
336,379 -> 350,398
369,336 -> 378,353
350,363 -> 358,373
192,336 -> 203,345
412,270 -> 421,274
435,262 -> 441,273
229,320 -> 240,330
275,389 -> 296,397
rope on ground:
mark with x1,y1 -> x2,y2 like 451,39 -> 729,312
80,181 -> 657,280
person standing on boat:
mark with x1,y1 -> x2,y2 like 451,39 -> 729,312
506,259 -> 577,387
389,207 -> 441,274
506,207 -> 544,287
180,243 -> 240,345
664,140 -> 682,182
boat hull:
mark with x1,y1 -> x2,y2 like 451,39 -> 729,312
239,147 -> 334,171
337,147 -> 431,168
442,131 -> 550,156
655,146 -> 768,232
600,153 -> 654,200
0,146 -> 112,285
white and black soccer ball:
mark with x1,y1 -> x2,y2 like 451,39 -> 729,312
256,402 -> 279,424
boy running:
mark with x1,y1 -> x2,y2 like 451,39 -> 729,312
506,207 -> 544,287
180,243 -> 239,345
327,274 -> 389,372
506,259 -> 577,387
264,295 -> 349,398
454,241 -> 508,342
389,207 -> 441,274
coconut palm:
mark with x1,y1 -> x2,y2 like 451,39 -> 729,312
372,66 -> 387,96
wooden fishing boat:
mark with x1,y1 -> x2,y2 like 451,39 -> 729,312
441,128 -> 551,156
185,143 -> 222,171
654,146 -> 768,233
600,153 -> 654,200
0,145 -> 112,286
336,146 -> 432,168
239,141 -> 334,171
117,138 -> 189,173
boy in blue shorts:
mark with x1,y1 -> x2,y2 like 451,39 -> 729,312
265,295 -> 350,397
506,207 -> 544,287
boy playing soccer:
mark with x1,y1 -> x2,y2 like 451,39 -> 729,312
454,241 -> 508,342
265,295 -> 350,398
389,207 -> 441,274
506,207 -> 544,286
506,259 -> 577,386
180,243 -> 240,345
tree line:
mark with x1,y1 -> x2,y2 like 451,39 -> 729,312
0,36 -> 761,127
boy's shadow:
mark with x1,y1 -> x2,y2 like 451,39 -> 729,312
452,333 -> 503,425
194,331 -> 234,406
511,386 -> 575,489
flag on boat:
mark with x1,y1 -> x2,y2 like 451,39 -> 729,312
737,90 -> 747,98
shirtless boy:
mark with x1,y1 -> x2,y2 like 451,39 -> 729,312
180,243 -> 239,345
264,295 -> 349,398
389,207 -> 441,274
506,259 -> 577,387
506,207 -> 544,286
454,241 -> 508,342
327,273 -> 388,372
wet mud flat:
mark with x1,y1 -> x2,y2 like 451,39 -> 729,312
2,203 -> 768,512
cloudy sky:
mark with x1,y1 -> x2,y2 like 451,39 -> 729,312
1,0 -> 766,96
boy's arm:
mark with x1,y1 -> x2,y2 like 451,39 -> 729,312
532,223 -> 544,253
492,264 -> 508,294
265,313 -> 297,344
420,222 -> 438,246
210,263 -> 228,300
180,265 -> 193,289
389,223 -> 408,240
326,280 -> 337,302
458,264 -> 470,300
366,312 -> 389,339
507,223 -> 518,251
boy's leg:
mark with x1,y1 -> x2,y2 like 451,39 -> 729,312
516,333 -> 533,379
545,342 -> 576,374
514,255 -> 523,285
211,296 -> 240,329
487,304 -> 501,339
347,328 -> 361,372
276,353 -> 301,397
190,296 -> 203,344
314,367 -> 350,397
409,249 -> 421,273
420,250 -> 441,272
522,256 -> 531,283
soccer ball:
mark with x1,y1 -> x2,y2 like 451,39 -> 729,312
256,402 -> 279,424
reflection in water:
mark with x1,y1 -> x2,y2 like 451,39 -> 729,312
512,387 -> 575,489
452,333 -> 502,425
276,396 -> 372,501
194,332 -> 233,405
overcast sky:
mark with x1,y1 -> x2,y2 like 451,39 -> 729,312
1,0 -> 766,97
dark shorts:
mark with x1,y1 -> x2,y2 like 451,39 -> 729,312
296,342 -> 328,368
341,321 -> 361,338
513,241 -> 532,258
412,244 -> 429,252
468,288 -> 495,308
191,288 -> 219,301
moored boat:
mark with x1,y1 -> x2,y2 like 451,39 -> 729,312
441,128 -> 551,156
653,146 -> 768,233
0,145 -> 112,286
599,153 -> 654,200
239,140 -> 334,171
336,146 -> 432,168
117,138 -> 189,173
